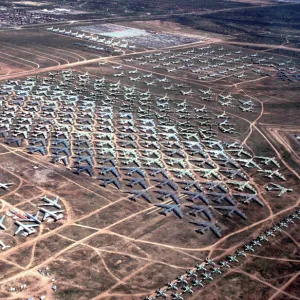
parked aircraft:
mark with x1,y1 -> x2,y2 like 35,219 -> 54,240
0,183 -> 13,190
14,221 -> 39,236
39,208 -> 64,221
190,221 -> 222,238
40,196 -> 61,209
0,240 -> 10,250
213,205 -> 247,220
0,216 -> 7,230
154,203 -> 183,219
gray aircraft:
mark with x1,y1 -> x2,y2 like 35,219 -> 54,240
125,190 -> 152,203
233,193 -> 264,207
125,178 -> 148,189
152,179 -> 178,191
213,205 -> 247,220
98,177 -> 121,189
183,191 -> 210,204
154,203 -> 183,219
190,221 -> 222,238
156,190 -> 180,204
74,165 -> 94,177
186,205 -> 214,220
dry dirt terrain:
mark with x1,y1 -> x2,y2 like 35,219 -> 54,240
0,8 -> 299,300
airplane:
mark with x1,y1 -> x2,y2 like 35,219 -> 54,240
121,167 -> 145,177
154,203 -> 183,219
39,208 -> 64,221
240,105 -> 254,112
0,183 -> 13,190
167,282 -> 178,290
192,279 -> 204,287
181,89 -> 193,96
23,212 -> 41,224
14,221 -> 39,236
233,193 -> 264,207
183,191 -> 210,204
40,196 -> 61,209
186,205 -> 214,220
182,285 -> 193,294
0,216 -> 7,230
265,183 -> 293,197
255,156 -> 280,168
213,205 -> 247,220
202,272 -> 213,281
211,267 -> 222,275
98,166 -> 119,178
190,221 -> 222,238
155,190 -> 180,204
171,293 -> 184,300
125,190 -> 152,203
244,244 -> 255,252
257,169 -> 286,181
74,165 -> 94,177
98,177 -> 121,189
125,178 -> 148,189
0,240 -> 10,250
156,289 -> 167,298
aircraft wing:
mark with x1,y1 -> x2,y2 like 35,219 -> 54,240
211,225 -> 222,238
173,206 -> 183,219
14,226 -> 23,235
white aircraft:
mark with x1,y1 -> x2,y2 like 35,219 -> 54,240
0,216 -> 7,230
40,196 -> 61,209
39,208 -> 64,221
181,89 -> 193,96
23,212 -> 41,224
14,221 -> 39,236
0,240 -> 10,250
0,183 -> 13,190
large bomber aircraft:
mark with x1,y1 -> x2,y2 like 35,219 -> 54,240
190,221 -> 222,238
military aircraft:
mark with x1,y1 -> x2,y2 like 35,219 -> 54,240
156,190 -> 180,204
23,212 -> 41,224
154,203 -> 183,219
14,221 -> 39,236
0,183 -> 13,190
202,272 -> 213,281
213,205 -> 247,220
98,166 -> 120,178
181,89 -> 193,96
41,196 -> 61,209
171,293 -> 184,300
98,177 -> 121,189
0,216 -> 7,230
192,279 -> 204,287
265,183 -> 293,197
74,165 -> 94,177
183,190 -> 209,204
0,240 -> 10,250
156,289 -> 167,298
233,193 -> 264,207
125,190 -> 152,203
39,208 -> 64,221
258,169 -> 286,181
152,179 -> 178,191
125,178 -> 148,189
190,221 -> 222,238
186,205 -> 214,220
182,285 -> 193,294
167,282 -> 178,290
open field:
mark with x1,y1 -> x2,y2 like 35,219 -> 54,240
0,8 -> 299,300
